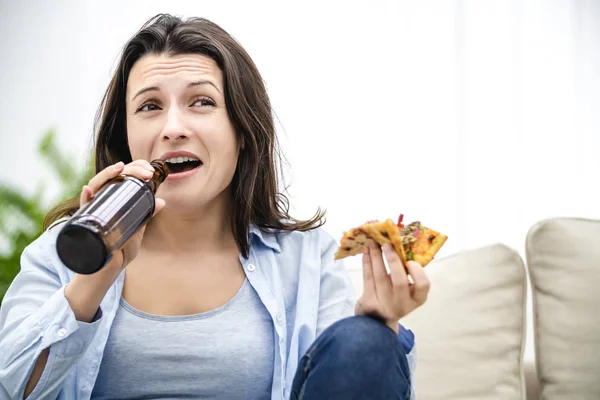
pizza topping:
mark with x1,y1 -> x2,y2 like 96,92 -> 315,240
396,214 -> 405,229
403,221 -> 424,239
401,235 -> 417,245
428,234 -> 436,241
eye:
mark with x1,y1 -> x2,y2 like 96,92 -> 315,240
192,96 -> 216,107
136,102 -> 161,113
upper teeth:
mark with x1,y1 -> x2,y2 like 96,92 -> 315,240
165,156 -> 199,164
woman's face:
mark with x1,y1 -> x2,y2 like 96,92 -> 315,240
125,53 -> 239,211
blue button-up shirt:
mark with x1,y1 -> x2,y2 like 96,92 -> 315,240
0,218 -> 416,399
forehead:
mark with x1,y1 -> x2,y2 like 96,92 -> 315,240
127,53 -> 223,96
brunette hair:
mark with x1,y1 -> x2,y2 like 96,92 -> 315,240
44,13 -> 324,258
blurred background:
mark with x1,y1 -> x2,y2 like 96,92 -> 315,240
0,0 -> 599,360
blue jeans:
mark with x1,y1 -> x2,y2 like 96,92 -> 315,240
290,316 -> 411,400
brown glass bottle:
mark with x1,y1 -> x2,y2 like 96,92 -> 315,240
56,160 -> 169,274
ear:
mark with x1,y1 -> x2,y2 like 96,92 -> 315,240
238,136 -> 246,151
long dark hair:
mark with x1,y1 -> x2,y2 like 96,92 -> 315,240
44,14 -> 325,258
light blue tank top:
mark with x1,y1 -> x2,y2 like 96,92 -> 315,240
91,279 -> 275,399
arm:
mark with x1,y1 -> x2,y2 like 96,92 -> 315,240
0,160 -> 161,399
0,230 -> 106,400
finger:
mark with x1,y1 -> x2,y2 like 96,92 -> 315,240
79,185 -> 93,207
88,162 -> 124,194
361,245 -> 377,304
368,240 -> 392,301
128,159 -> 155,172
405,260 -> 430,305
152,198 -> 166,217
121,165 -> 155,181
383,243 -> 410,295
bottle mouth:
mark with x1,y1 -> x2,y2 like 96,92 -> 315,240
150,159 -> 169,182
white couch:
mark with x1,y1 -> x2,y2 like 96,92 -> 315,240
347,217 -> 600,400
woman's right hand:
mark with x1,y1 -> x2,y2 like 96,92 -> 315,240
65,160 -> 166,322
79,159 -> 166,273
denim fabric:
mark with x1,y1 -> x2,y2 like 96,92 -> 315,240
290,316 -> 411,400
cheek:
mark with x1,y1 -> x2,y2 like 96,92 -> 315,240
205,124 -> 240,177
126,124 -> 154,160
211,135 -> 239,170
205,115 -> 238,153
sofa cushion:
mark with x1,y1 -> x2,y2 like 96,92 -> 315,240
348,243 -> 527,399
526,217 -> 600,399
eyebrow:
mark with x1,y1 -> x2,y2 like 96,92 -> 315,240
131,80 -> 222,101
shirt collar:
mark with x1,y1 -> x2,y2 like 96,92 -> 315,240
249,224 -> 281,253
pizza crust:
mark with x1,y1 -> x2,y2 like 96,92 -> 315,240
359,219 -> 408,266
334,227 -> 370,260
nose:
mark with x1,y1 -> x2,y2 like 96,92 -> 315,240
161,107 -> 189,141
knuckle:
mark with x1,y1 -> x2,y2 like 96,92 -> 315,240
376,276 -> 389,286
415,281 -> 431,292
393,279 -> 409,290
413,291 -> 428,304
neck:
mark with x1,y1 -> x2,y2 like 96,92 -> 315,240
142,195 -> 238,254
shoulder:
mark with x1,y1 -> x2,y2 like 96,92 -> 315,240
18,217 -> 73,279
251,224 -> 338,257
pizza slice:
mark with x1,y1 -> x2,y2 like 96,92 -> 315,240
334,214 -> 447,267
334,219 -> 407,265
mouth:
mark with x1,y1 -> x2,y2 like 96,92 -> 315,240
160,151 -> 203,179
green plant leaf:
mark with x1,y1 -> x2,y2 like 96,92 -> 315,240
38,129 -> 79,187
0,129 -> 95,304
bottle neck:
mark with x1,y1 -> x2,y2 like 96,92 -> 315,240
146,160 -> 169,194
146,179 -> 158,194
146,171 -> 164,194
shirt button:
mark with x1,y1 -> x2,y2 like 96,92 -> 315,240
247,263 -> 256,272
57,328 -> 67,337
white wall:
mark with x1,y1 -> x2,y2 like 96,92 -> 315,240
1,0 -> 599,359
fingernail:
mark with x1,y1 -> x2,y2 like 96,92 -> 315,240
113,161 -> 124,170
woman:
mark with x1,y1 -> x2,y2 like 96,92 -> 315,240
0,14 -> 429,400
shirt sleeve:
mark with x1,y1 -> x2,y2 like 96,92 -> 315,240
0,231 -> 103,399
314,231 -> 357,337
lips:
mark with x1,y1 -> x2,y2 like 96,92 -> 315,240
159,151 -> 203,180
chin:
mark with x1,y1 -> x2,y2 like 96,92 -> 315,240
160,191 -> 205,211
159,186 -> 229,213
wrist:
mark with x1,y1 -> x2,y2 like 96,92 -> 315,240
386,320 -> 399,334
65,266 -> 121,322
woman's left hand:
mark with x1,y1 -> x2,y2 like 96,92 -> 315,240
355,240 -> 430,333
